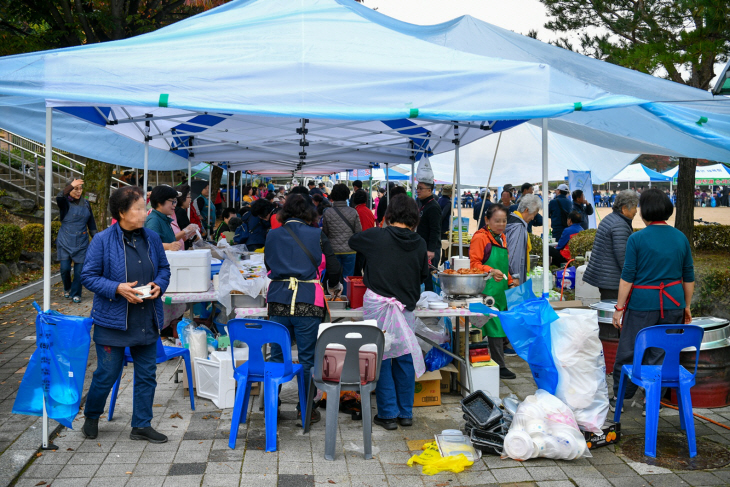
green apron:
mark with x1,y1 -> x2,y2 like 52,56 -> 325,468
481,241 -> 509,338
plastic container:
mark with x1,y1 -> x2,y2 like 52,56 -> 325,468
210,258 -> 222,279
469,428 -> 504,456
555,267 -> 576,290
461,390 -> 503,430
193,348 -> 248,409
166,249 -> 211,293
345,276 -> 366,309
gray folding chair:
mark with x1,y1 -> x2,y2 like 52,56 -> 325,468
304,324 -> 385,460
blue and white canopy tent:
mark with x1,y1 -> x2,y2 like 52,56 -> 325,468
609,163 -> 672,185
2,1 -> 730,446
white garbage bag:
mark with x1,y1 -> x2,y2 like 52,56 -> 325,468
503,390 -> 590,461
416,157 -> 434,184
551,309 -> 609,434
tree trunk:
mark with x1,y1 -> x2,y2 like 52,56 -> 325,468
209,165 -> 223,225
83,158 -> 114,231
674,157 -> 697,248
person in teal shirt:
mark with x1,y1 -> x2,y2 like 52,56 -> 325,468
144,186 -> 183,251
609,188 -> 694,411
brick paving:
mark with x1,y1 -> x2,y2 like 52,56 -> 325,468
2,284 -> 730,486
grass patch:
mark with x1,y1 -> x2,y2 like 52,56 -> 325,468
0,264 -> 60,294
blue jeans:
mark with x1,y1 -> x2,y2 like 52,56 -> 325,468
60,259 -> 84,298
84,342 -> 158,428
268,315 -> 321,407
376,353 -> 415,420
336,254 -> 356,295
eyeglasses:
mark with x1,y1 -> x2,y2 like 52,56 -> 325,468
167,199 -> 178,206
416,186 -> 429,191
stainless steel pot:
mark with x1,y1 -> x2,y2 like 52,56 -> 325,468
438,272 -> 490,296
682,317 -> 730,351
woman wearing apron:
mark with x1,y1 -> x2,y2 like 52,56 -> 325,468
469,204 -> 516,379
56,179 -> 97,303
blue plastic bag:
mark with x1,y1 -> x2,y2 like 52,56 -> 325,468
423,318 -> 453,372
13,303 -> 92,428
470,280 -> 560,394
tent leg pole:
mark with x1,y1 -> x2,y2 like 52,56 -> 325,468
411,162 -> 415,200
455,126 -> 463,259
542,118 -> 550,298
369,176 -> 373,210
478,131 -> 502,230
386,163 -> 390,206
208,164 -> 212,239
187,161 -> 191,219
143,140 -> 149,196
43,106 -> 53,450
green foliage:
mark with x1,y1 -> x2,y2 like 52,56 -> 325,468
529,233 -> 543,254
568,229 -> 597,258
52,221 -> 61,245
0,224 -> 23,262
693,225 -> 730,253
692,268 -> 730,320
21,223 -> 44,252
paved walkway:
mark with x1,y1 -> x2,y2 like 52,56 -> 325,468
3,286 -> 730,486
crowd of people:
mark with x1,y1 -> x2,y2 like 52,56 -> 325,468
55,173 -> 698,441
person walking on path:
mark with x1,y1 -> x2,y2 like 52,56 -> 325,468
80,186 -> 171,443
56,178 -> 97,303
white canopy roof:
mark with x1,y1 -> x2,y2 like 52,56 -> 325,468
663,164 -> 730,184
608,163 -> 671,183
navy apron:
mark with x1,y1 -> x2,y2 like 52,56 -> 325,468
56,199 -> 91,263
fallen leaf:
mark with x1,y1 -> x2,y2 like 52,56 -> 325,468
198,442 -> 203,444
97,443 -> 101,447
328,481 -> 336,484
125,471 -> 132,475
171,425 -> 178,428
153,404 -> 163,407
66,448 -> 74,451
436,484 -> 450,487
169,412 -> 183,419
35,482 -> 47,486
35,452 -> 42,457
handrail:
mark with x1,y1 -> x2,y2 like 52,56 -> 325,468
1,129 -> 130,188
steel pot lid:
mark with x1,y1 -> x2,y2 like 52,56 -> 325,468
690,317 -> 729,330
589,300 -> 617,311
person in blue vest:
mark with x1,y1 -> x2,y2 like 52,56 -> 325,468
56,178 -> 98,303
548,184 -> 573,241
80,186 -> 171,443
265,194 -> 342,424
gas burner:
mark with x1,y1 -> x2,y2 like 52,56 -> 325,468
446,295 -> 495,308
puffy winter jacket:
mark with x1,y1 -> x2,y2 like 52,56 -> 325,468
582,210 -> 633,290
322,201 -> 362,253
81,224 -> 170,331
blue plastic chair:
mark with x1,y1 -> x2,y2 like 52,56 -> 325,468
108,337 -> 195,421
227,319 -> 307,452
614,324 -> 704,458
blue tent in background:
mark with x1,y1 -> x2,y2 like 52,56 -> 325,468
609,163 -> 672,183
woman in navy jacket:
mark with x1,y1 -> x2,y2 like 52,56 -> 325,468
80,186 -> 171,443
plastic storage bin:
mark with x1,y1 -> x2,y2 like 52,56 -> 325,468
461,390 -> 503,430
344,276 -> 366,309
210,258 -> 222,279
166,249 -> 211,293
194,348 -> 248,409
556,266 -> 576,290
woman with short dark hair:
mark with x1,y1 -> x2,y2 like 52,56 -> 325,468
234,198 -> 275,251
349,194 -> 429,430
609,188 -> 694,412
144,185 -> 192,251
80,186 -> 171,443
265,194 -> 342,424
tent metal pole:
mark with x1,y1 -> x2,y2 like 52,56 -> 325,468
240,172 -> 243,207
143,139 -> 149,197
369,176 -> 373,210
448,152 -> 457,263
542,119 -> 550,298
156,170 -> 159,187
386,163 -> 390,206
477,131 -> 502,230
42,106 -> 53,450
455,125 -> 463,258
207,164 -> 212,238
227,169 -> 231,207
411,162 -> 415,200
187,161 -> 192,219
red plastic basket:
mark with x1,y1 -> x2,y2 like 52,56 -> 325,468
344,276 -> 366,309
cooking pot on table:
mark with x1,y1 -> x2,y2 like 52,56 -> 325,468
438,272 -> 490,296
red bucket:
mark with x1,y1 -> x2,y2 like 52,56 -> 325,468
344,276 -> 366,309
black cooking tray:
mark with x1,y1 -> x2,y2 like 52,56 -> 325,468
470,428 -> 504,456
461,390 -> 503,430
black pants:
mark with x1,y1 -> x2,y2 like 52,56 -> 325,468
612,308 -> 684,399
488,336 -> 506,369
599,288 -> 619,300
423,248 -> 441,292
354,252 -> 365,277
548,246 -> 567,266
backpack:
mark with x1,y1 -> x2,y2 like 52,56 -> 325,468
234,213 -> 260,244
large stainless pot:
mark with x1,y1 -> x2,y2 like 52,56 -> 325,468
682,317 -> 730,351
438,272 -> 490,296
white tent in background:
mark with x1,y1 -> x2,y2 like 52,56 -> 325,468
662,164 -> 730,184
609,164 -> 671,183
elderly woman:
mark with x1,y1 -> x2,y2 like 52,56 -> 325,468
583,190 -> 639,300
322,184 -> 362,291
610,189 -> 694,412
56,178 -> 98,303
145,186 -> 197,251
504,194 -> 542,286
266,194 -> 342,424
349,194 -> 429,430
470,204 -> 516,380
80,186 -> 171,443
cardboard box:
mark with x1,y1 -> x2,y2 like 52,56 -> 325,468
414,370 -> 442,407
550,300 -> 587,310
583,421 -> 620,449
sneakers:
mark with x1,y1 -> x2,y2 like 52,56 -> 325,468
397,417 -> 413,427
82,417 -> 98,439
130,426 -> 168,443
72,296 -> 81,304
63,291 -> 70,299
608,397 -> 623,413
499,368 -> 517,380
504,347 -> 517,357
373,415 -> 398,430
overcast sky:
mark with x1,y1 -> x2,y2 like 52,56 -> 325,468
364,0 -> 559,42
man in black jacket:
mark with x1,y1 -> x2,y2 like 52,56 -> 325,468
571,189 -> 594,230
415,181 -> 442,292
